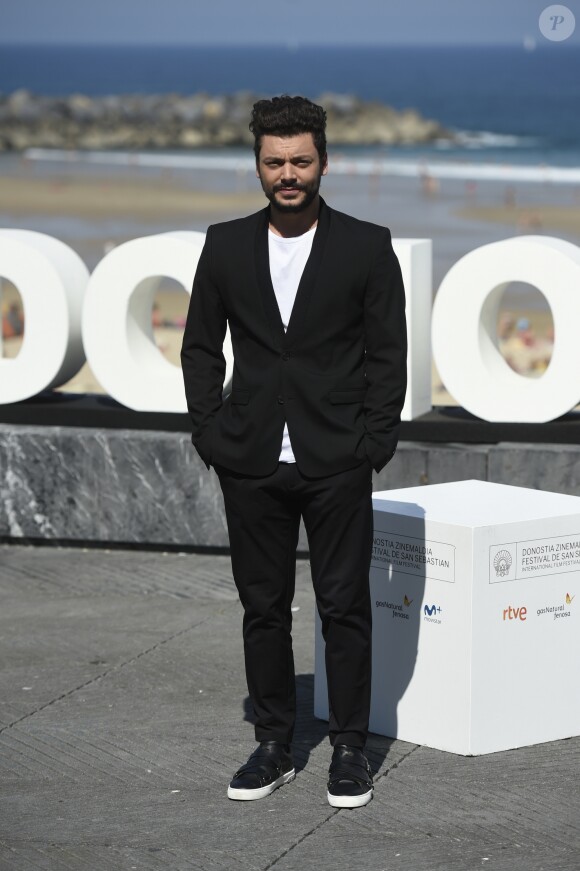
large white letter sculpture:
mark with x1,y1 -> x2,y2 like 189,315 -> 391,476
82,231 -> 234,412
432,236 -> 580,422
0,229 -> 88,404
395,239 -> 432,421
4,229 -> 580,422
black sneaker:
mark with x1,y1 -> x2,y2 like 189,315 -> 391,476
227,740 -> 295,801
327,744 -> 373,808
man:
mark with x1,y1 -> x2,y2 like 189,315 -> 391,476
181,95 -> 407,808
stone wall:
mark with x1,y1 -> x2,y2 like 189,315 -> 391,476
0,89 -> 452,151
1,424 -> 579,549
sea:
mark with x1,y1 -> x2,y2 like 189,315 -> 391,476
1,42 -> 580,180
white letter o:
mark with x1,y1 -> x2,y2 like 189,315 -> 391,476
432,236 -> 580,422
0,229 -> 87,403
82,231 -> 233,412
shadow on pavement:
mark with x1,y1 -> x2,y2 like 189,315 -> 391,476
243,674 -> 396,776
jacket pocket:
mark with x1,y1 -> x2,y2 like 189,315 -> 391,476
328,388 -> 366,404
230,389 -> 250,405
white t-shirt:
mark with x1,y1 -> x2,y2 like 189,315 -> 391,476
268,225 -> 316,463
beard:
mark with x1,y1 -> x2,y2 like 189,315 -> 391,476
260,171 -> 323,214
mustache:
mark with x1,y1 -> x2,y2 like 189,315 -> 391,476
274,184 -> 306,192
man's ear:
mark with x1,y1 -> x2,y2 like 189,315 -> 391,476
322,152 -> 329,175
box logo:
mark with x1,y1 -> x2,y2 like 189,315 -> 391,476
375,596 -> 414,620
537,593 -> 575,621
503,605 -> 527,622
493,549 -> 513,578
490,534 -> 580,583
423,603 -> 443,625
372,532 -> 455,583
489,543 -> 517,583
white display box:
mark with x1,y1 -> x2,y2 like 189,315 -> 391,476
314,480 -> 580,755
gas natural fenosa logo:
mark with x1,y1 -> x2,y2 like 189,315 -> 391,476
375,595 -> 414,620
537,593 -> 575,620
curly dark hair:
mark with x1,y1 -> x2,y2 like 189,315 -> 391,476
249,95 -> 327,162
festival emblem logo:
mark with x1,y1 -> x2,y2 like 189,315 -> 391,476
493,549 -> 513,578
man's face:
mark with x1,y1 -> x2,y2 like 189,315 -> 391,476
256,132 -> 328,213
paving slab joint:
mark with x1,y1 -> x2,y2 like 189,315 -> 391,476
374,743 -> 421,786
0,611 -> 218,735
258,750 -> 423,871
262,808 -> 341,870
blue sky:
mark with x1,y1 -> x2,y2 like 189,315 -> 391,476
2,0 -> 580,45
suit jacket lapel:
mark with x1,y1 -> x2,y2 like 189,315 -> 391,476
254,205 -> 285,348
285,196 -> 330,347
254,195 -> 331,350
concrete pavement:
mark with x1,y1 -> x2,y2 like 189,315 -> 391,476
0,544 -> 578,871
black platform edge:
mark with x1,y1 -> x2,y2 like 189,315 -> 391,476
0,535 -> 311,557
0,536 -> 229,555
1,392 -> 580,446
400,406 -> 580,446
0,392 -> 192,434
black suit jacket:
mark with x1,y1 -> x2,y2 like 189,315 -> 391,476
180,195 -> 407,477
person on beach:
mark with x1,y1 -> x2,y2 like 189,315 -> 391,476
180,95 -> 407,808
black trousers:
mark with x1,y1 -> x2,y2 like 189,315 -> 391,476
216,459 -> 374,749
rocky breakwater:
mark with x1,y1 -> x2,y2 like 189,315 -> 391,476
0,89 -> 455,151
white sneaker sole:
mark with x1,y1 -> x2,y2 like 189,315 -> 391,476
327,788 -> 373,808
227,768 -> 296,801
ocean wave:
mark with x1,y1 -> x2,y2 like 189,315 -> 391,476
445,129 -> 540,149
24,147 -> 580,184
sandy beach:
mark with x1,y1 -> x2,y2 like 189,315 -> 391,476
2,151 -> 578,405
455,203 -> 580,236
0,174 -> 265,220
